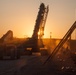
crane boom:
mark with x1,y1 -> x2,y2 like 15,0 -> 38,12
32,3 -> 49,38
44,21 -> 76,64
31,3 -> 49,52
16,3 -> 49,54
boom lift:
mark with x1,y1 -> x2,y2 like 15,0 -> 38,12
44,21 -> 76,64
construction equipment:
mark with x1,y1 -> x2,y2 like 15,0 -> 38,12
0,30 -> 20,59
31,3 -> 49,52
0,30 -> 13,43
44,21 -> 76,64
0,3 -> 49,59
19,3 -> 49,54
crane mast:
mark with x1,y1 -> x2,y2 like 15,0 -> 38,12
32,3 -> 49,39
31,3 -> 49,52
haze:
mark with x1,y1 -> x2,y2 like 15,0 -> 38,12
0,0 -> 76,39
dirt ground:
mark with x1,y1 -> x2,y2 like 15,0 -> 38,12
0,51 -> 76,75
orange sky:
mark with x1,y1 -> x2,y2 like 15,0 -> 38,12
0,0 -> 76,39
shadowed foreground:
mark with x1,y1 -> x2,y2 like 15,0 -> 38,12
0,52 -> 76,75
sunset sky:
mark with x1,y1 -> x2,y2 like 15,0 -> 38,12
0,0 -> 76,39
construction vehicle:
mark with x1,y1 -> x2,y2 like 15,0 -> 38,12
18,3 -> 49,55
0,30 -> 20,59
44,21 -> 76,64
0,3 -> 49,59
0,30 -> 13,43
31,3 -> 49,52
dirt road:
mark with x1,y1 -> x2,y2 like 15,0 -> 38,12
0,55 -> 76,75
